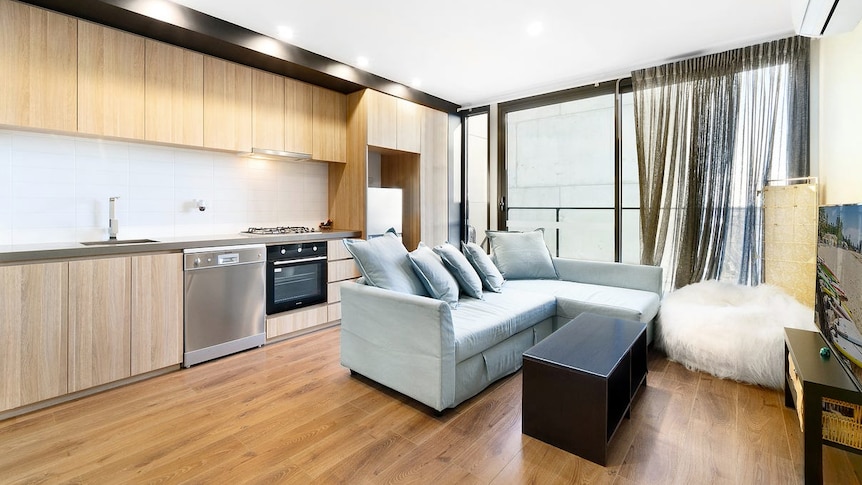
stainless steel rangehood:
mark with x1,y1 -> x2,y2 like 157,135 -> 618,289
240,148 -> 312,161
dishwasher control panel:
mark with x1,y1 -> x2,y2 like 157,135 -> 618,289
184,244 -> 264,270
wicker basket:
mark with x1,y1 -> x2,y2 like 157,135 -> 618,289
822,397 -> 862,450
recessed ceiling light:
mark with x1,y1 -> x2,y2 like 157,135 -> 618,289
356,56 -> 369,68
410,78 -> 422,89
276,26 -> 293,41
527,21 -> 544,36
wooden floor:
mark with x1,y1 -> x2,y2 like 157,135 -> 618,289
2,327 -> 861,484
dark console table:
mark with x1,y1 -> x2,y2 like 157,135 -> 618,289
522,313 -> 647,466
784,328 -> 862,485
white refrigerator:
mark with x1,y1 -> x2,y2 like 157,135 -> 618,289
366,187 -> 403,238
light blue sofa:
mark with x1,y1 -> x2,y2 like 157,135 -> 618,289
340,257 -> 662,412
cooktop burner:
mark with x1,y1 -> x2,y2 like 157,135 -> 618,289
243,226 -> 316,235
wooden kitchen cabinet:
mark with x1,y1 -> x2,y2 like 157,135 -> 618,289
397,98 -> 422,153
203,57 -> 252,152
326,239 -> 360,324
420,107 -> 450,246
366,89 -> 398,149
285,77 -> 314,155
252,69 -> 285,151
68,257 -> 132,393
365,90 -> 421,153
312,86 -> 347,162
77,21 -> 146,139
0,0 -> 77,131
131,254 -> 183,375
145,39 -> 204,146
0,262 -> 68,413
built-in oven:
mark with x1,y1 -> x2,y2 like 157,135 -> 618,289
266,242 -> 327,315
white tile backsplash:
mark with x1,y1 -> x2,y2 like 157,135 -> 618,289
0,128 -> 329,244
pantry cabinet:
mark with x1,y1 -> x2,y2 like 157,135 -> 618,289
203,57 -> 253,152
68,258 -> 132,393
0,262 -> 68,412
0,0 -> 77,131
420,107 -> 450,246
145,40 -> 204,146
77,21 -> 146,139
312,86 -> 347,162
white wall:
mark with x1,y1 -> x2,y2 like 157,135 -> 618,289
0,129 -> 329,245
816,26 -> 862,205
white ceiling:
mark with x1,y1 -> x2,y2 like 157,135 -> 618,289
170,0 -> 796,108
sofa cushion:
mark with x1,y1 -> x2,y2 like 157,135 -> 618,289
486,229 -> 558,280
408,243 -> 460,307
462,242 -> 504,292
451,288 -> 556,362
433,243 -> 484,299
343,231 -> 428,296
504,279 -> 660,323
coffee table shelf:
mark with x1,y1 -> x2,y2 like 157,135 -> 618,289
522,313 -> 648,466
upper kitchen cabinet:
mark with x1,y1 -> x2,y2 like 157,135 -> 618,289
365,90 -> 421,153
77,21 -> 145,139
145,40 -> 204,146
0,262 -> 68,413
396,98 -> 421,153
0,0 -> 76,132
203,57 -> 252,152
252,69 -> 285,151
312,86 -> 347,162
285,78 -> 314,155
366,89 -> 397,149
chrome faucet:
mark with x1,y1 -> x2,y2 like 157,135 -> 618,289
109,196 -> 120,239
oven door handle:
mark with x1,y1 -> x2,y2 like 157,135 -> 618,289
272,256 -> 327,265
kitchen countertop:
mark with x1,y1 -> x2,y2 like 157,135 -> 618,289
0,229 -> 362,264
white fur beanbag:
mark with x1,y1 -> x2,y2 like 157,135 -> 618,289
657,280 -> 816,388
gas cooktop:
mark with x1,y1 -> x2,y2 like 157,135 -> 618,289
242,226 -> 316,235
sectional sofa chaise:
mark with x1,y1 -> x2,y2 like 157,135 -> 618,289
340,229 -> 663,412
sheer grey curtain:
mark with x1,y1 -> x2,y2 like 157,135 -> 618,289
632,36 -> 809,290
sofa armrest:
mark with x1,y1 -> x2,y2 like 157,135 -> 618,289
340,283 -> 456,411
552,257 -> 663,297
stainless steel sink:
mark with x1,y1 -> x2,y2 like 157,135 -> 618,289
80,238 -> 158,246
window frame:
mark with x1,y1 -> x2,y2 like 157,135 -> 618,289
497,79 -> 634,262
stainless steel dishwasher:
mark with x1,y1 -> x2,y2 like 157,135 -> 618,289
183,244 -> 266,367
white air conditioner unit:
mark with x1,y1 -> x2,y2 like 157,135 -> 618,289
793,0 -> 862,37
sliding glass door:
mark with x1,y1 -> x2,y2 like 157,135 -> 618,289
500,81 -> 638,263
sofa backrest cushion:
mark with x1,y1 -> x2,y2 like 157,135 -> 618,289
343,231 -> 429,296
408,243 -> 460,307
433,243 -> 484,299
462,242 -> 504,292
486,229 -> 558,280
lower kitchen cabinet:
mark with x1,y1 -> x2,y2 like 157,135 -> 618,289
68,257 -> 132,392
131,254 -> 183,375
0,262 -> 68,412
0,253 -> 185,412
326,239 -> 359,324
264,239 -> 358,341
266,305 -> 329,339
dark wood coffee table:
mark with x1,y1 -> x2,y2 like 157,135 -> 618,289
522,312 -> 648,466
